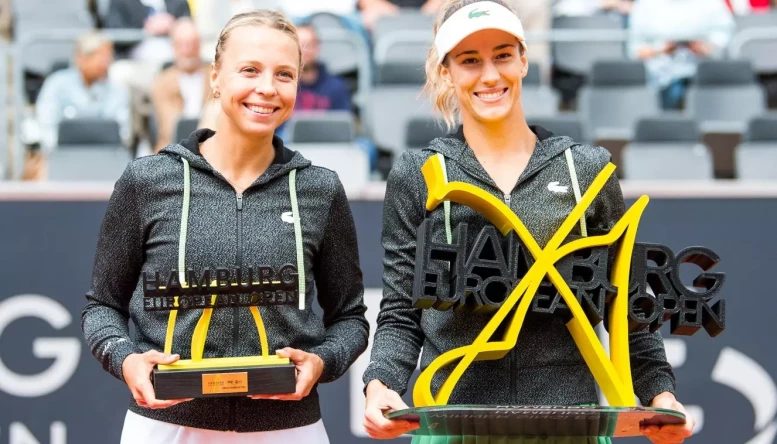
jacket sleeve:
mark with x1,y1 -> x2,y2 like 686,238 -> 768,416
588,163 -> 677,407
81,164 -> 144,383
309,175 -> 369,383
362,153 -> 427,395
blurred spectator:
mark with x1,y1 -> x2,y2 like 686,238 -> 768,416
151,18 -> 209,152
629,0 -> 735,109
358,0 -> 444,30
725,0 -> 773,14
194,0 -> 278,61
507,0 -> 552,82
280,24 -> 377,170
296,25 -> 353,112
283,0 -> 359,19
105,0 -> 191,95
0,0 -> 11,41
105,0 -> 191,62
553,0 -> 633,17
35,32 -> 130,151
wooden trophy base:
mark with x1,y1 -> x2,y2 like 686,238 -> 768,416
153,356 -> 296,399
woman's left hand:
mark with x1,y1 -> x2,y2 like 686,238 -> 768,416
249,348 -> 324,401
642,392 -> 695,443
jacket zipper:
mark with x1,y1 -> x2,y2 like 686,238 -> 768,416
503,193 -> 511,206
229,192 -> 244,431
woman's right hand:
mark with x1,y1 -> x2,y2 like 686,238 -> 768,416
122,351 -> 194,409
363,380 -> 420,439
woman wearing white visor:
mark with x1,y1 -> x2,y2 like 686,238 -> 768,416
362,1 -> 695,443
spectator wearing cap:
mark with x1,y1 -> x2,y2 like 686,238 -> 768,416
151,18 -> 209,152
35,32 -> 130,152
629,0 -> 735,109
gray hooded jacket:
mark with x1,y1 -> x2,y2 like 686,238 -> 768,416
363,125 -> 675,407
82,129 -> 369,432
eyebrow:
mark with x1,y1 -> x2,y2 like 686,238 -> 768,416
453,43 -> 517,58
238,60 -> 299,72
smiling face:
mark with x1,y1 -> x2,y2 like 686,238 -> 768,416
440,28 -> 528,126
210,25 -> 300,137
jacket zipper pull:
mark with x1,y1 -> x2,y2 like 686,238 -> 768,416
504,193 -> 511,206
236,193 -> 243,211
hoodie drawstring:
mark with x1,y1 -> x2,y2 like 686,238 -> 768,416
289,169 -> 306,311
563,148 -> 588,237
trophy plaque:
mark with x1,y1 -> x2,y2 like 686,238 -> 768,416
387,156 -> 725,441
144,265 -> 299,399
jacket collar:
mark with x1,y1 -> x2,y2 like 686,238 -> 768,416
427,124 -> 577,188
160,129 -> 312,189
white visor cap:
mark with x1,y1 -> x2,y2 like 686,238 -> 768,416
434,1 -> 528,65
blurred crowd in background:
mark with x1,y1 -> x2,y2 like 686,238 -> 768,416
1,0 -> 776,185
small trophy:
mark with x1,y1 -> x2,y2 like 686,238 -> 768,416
386,156 -> 726,441
143,265 -> 298,399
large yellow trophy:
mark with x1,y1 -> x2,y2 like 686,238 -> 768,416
386,156 -> 726,442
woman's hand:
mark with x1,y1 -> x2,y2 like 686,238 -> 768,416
122,351 -> 194,409
642,392 -> 695,443
249,348 -> 324,401
363,380 -> 420,439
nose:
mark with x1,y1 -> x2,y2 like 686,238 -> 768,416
480,59 -> 500,85
254,71 -> 277,97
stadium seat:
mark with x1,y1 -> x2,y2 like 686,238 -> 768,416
12,0 -> 95,77
365,87 -> 434,156
373,12 -> 435,44
47,146 -> 133,181
308,12 -> 349,32
57,118 -> 122,146
731,12 -> 777,74
404,116 -> 449,151
288,143 -> 370,192
686,61 -> 767,134
316,28 -> 371,108
175,118 -> 200,144
286,111 -> 355,143
735,115 -> 777,180
522,64 -> 560,118
528,115 -> 586,143
578,60 -> 660,140
551,15 -> 627,76
622,118 -> 714,180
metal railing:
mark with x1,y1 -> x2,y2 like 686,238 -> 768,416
11,28 -> 145,179
1,41 -> 9,179
375,29 -> 631,65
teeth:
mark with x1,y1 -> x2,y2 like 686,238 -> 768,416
248,105 -> 274,114
478,91 -> 504,100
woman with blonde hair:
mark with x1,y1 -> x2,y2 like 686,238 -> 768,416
82,9 -> 368,444
362,1 -> 694,443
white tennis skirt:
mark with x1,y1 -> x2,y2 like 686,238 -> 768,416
120,410 -> 330,444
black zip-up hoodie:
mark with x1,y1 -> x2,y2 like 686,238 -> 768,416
363,126 -> 676,407
82,129 -> 369,432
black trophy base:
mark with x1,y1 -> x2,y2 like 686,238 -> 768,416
153,363 -> 296,400
386,405 -> 686,439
